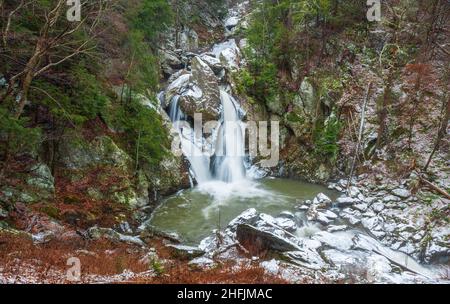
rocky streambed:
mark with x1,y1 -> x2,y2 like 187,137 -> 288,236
145,176 -> 449,284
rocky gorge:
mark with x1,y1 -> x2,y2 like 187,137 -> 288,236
0,0 -> 448,284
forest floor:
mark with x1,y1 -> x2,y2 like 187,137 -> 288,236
0,230 -> 291,284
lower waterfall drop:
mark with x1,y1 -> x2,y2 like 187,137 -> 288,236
167,88 -> 246,185
213,89 -> 246,183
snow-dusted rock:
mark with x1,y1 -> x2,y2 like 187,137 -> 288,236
274,217 -> 298,233
361,217 -> 383,231
189,257 -> 217,269
327,225 -> 348,233
371,202 -> 385,213
348,186 -> 361,198
316,213 -> 332,225
362,210 -> 377,218
354,203 -> 368,212
336,196 -> 359,206
212,39 -> 241,71
321,210 -> 338,219
199,53 -> 223,74
316,193 -> 332,205
166,244 -> 204,259
391,188 -> 411,199
340,208 -> 361,225
283,249 -> 327,271
219,48 -> 240,71
383,195 -> 401,203
88,227 -> 145,247
312,231 -> 354,251
236,224 -> 300,252
353,234 -> 436,279
226,208 -> 259,233
165,73 -> 191,103
225,16 -> 239,30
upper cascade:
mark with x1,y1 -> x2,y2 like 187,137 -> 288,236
163,4 -> 249,185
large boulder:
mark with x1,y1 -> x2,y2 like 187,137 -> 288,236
174,56 -> 221,121
236,223 -> 300,253
199,53 -> 224,75
0,163 -> 55,206
142,152 -> 190,199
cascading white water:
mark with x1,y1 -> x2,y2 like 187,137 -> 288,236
213,90 -> 246,182
165,5 -> 248,186
169,97 -> 212,184
180,130 -> 212,184
168,89 -> 246,185
168,95 -> 183,122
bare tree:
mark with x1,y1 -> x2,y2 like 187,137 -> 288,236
0,0 -> 109,118
423,95 -> 450,172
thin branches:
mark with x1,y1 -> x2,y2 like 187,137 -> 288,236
0,0 -> 110,118
347,82 -> 373,192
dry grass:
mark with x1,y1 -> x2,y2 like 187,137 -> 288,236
0,232 -> 288,284
0,232 -> 148,277
136,264 -> 288,284
50,165 -> 137,229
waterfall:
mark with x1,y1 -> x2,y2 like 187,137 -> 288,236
167,89 -> 246,185
169,102 -> 212,184
180,131 -> 212,184
213,90 -> 246,182
168,95 -> 184,122
164,4 -> 248,186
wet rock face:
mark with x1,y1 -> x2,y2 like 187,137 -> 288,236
276,141 -> 333,183
0,163 -> 55,207
59,135 -> 132,171
178,56 -> 221,121
56,133 -> 188,218
164,56 -> 222,121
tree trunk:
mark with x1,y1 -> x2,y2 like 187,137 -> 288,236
347,83 -> 372,191
376,73 -> 393,150
423,96 -> 450,172
14,38 -> 44,118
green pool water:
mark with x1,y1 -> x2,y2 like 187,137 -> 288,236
149,178 -> 339,244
